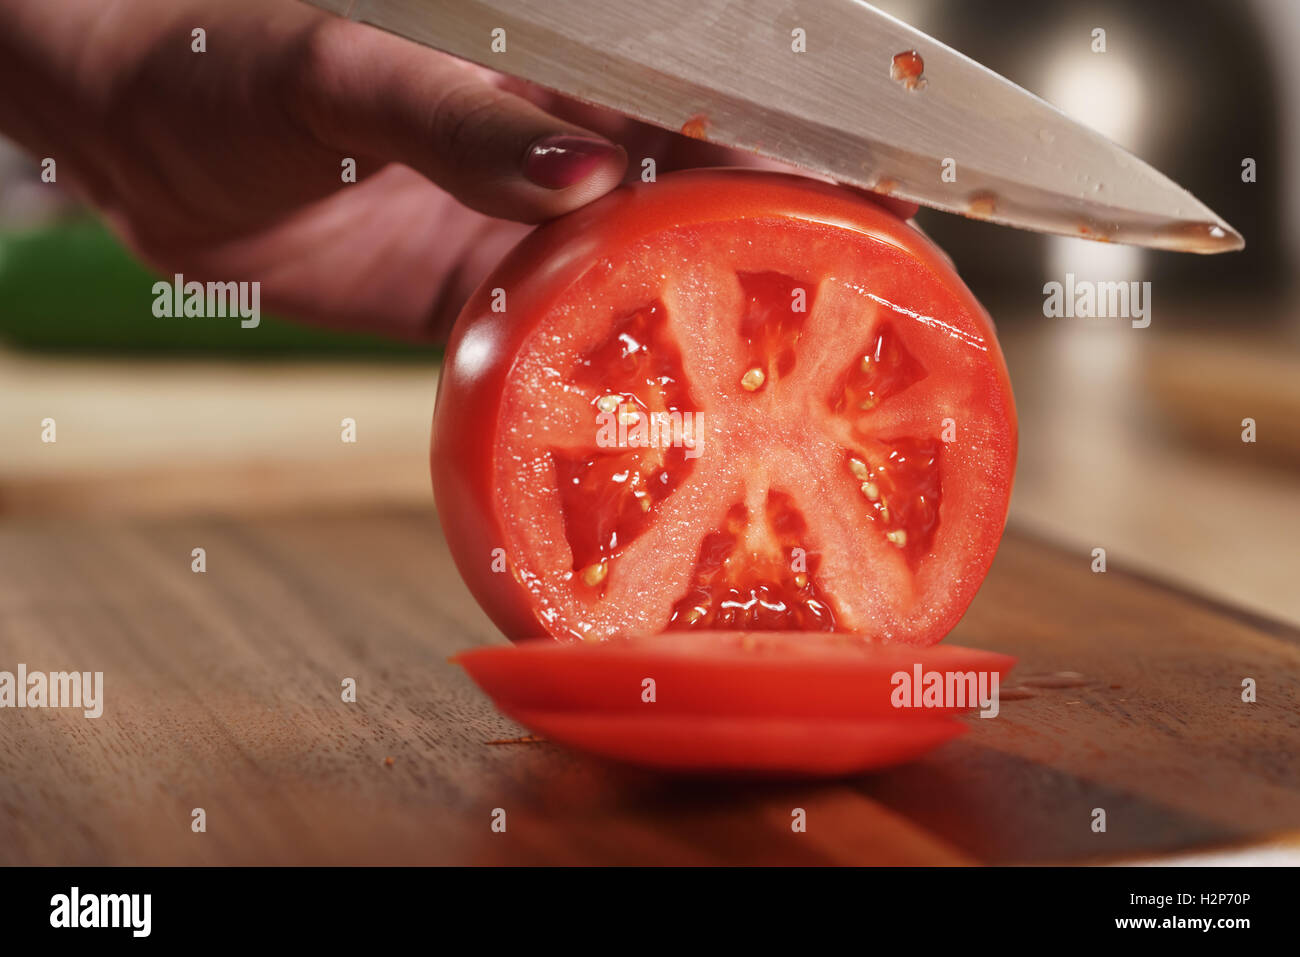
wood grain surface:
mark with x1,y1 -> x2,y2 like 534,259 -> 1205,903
1,508 -> 1297,865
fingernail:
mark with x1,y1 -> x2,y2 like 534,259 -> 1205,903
524,135 -> 621,189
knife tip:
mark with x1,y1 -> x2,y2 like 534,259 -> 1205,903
1149,218 -> 1246,255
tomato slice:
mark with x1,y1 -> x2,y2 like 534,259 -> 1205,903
432,170 -> 1016,645
456,632 -> 1014,720
497,708 -> 965,776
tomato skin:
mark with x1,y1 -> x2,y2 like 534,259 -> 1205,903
456,632 -> 1015,719
432,170 -> 1017,644
456,632 -> 1010,775
494,709 -> 965,776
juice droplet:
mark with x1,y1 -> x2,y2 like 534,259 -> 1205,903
890,50 -> 927,91
966,191 -> 997,217
680,114 -> 710,139
998,686 -> 1037,701
873,176 -> 898,194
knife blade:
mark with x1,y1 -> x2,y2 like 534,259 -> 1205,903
301,0 -> 1243,253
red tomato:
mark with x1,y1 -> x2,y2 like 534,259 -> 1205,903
432,170 -> 1016,645
457,633 -> 1010,774
497,710 -> 964,776
455,632 -> 1014,719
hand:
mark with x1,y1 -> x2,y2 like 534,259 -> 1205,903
0,0 -> 915,342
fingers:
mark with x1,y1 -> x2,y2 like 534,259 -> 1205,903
501,80 -> 924,222
290,17 -> 626,223
287,14 -> 914,226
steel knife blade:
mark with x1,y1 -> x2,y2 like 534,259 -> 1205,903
301,0 -> 1243,253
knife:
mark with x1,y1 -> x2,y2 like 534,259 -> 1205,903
300,0 -> 1243,253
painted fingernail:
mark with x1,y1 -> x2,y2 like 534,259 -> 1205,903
524,135 -> 621,189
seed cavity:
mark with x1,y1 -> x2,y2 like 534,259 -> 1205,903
666,494 -> 837,631
832,323 -> 927,419
556,297 -> 698,575
737,271 -> 816,387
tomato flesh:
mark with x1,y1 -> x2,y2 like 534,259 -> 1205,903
433,171 -> 1017,645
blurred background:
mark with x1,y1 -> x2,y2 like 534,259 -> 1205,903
1,0 -> 1296,622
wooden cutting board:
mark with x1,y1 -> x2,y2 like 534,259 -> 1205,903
1,508 -> 1297,865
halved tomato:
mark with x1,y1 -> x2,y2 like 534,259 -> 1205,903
432,170 -> 1016,645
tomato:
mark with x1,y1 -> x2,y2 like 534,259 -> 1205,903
432,170 -> 1016,645
496,710 -> 964,776
456,633 -> 1009,774
455,632 -> 1014,719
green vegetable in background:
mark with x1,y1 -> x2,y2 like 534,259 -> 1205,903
0,218 -> 438,358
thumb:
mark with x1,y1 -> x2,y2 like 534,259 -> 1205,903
292,18 -> 627,223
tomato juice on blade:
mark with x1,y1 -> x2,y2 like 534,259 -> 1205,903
432,170 -> 1017,647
